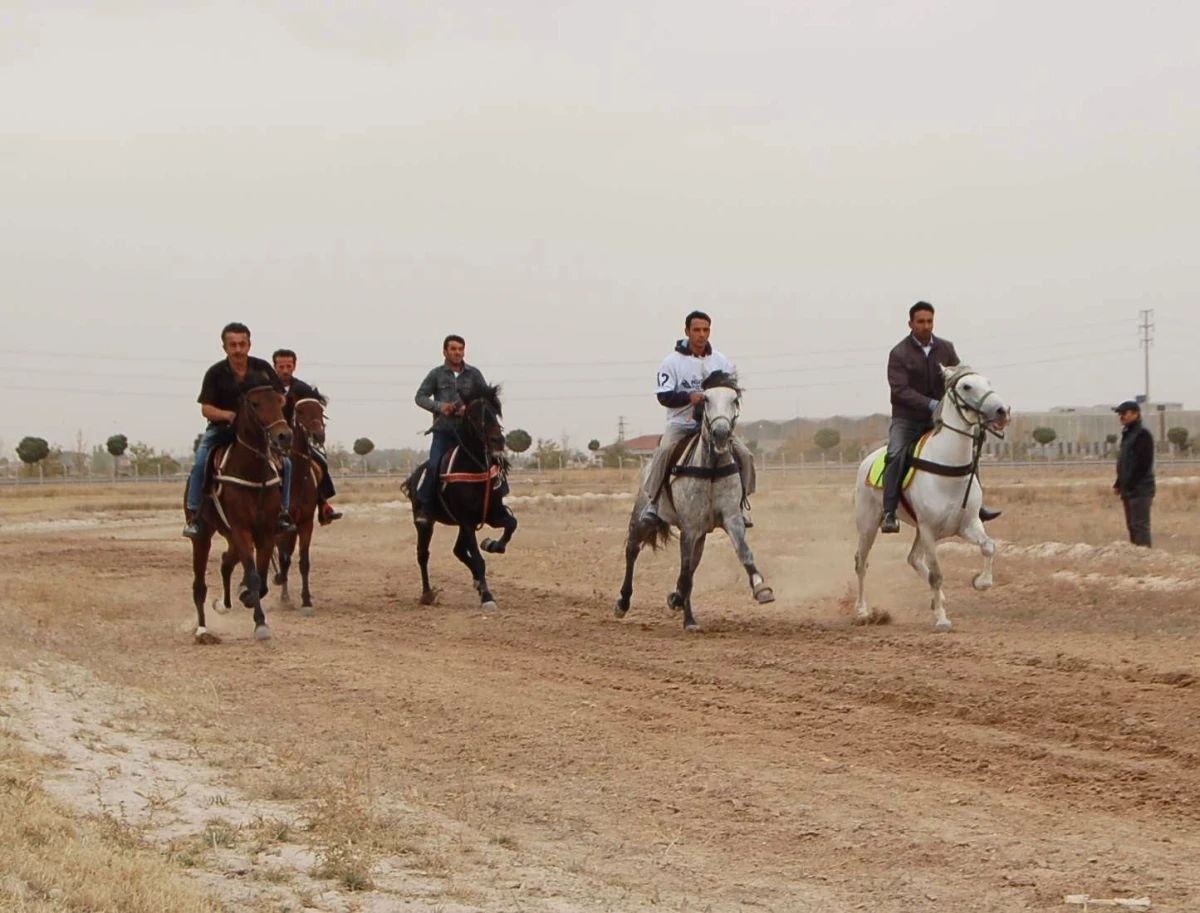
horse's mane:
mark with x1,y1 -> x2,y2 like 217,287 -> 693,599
701,370 -> 741,393
305,386 -> 330,407
463,382 -> 503,418
240,370 -> 276,392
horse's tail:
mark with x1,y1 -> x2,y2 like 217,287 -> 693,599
627,514 -> 673,552
400,466 -> 421,504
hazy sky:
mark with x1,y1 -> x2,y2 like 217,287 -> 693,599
3,1 -> 1198,457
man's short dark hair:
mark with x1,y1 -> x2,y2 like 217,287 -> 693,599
272,349 -> 297,363
443,334 -> 466,350
221,321 -> 251,342
684,310 -> 712,330
909,301 -> 935,320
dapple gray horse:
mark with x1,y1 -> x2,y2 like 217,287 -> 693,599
615,371 -> 774,632
854,365 -> 1010,631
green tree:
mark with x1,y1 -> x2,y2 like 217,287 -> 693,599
587,439 -> 601,453
813,427 -> 841,453
16,436 -> 50,474
107,433 -> 129,478
1031,427 -> 1057,446
601,441 -> 630,468
1167,426 -> 1189,453
353,437 -> 375,472
505,429 -> 532,454
534,437 -> 563,469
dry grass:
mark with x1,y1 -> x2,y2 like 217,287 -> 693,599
0,729 -> 224,913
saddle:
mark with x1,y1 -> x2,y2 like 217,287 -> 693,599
865,432 -> 932,491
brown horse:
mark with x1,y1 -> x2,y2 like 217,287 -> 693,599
188,374 -> 292,643
273,393 -> 328,615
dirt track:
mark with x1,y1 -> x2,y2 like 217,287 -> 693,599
2,473 -> 1199,912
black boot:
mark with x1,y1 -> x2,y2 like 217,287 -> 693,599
880,510 -> 900,534
979,506 -> 1002,522
182,514 -> 203,539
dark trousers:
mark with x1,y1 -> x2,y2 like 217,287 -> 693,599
312,449 -> 336,501
1122,496 -> 1153,547
882,417 -> 932,512
417,431 -> 457,509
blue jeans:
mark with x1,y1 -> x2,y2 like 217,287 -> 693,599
417,431 -> 457,510
187,423 -> 291,513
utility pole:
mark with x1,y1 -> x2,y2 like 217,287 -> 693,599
617,416 -> 627,443
1138,308 -> 1153,405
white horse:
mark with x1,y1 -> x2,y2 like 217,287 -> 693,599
615,371 -> 774,633
853,365 -> 1010,632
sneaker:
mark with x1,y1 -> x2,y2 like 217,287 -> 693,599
277,513 -> 296,535
414,509 -> 433,526
318,504 -> 343,526
182,519 -> 203,540
742,511 -> 754,529
979,506 -> 1002,522
880,511 -> 900,534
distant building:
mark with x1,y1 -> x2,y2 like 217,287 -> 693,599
619,434 -> 661,458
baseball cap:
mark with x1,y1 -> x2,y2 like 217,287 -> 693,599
1113,400 -> 1141,414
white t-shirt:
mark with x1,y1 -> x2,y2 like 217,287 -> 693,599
656,346 -> 736,428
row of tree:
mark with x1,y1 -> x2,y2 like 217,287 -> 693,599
10,424 -> 1195,477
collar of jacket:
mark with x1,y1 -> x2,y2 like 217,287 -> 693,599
441,360 -> 472,372
909,334 -> 939,350
1122,418 -> 1144,435
675,339 -> 712,357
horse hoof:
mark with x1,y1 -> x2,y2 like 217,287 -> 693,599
684,623 -> 701,634
481,601 -> 498,612
972,573 -> 992,591
239,589 -> 255,609
211,597 -> 232,615
753,586 -> 775,604
273,573 -> 285,586
667,592 -> 684,611
419,591 -> 437,606
935,619 -> 952,633
299,604 -> 315,618
613,598 -> 629,619
254,624 -> 273,641
194,627 -> 222,645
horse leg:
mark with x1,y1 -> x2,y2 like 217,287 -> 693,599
671,531 -> 705,633
614,526 -> 646,618
232,528 -> 270,639
249,531 -> 273,640
415,519 -> 436,606
917,526 -> 951,632
456,527 -> 497,611
723,516 -> 773,604
906,534 -> 930,584
959,518 -> 996,590
218,548 -> 237,613
191,529 -> 220,644
274,529 -> 295,604
481,506 -> 517,554
297,518 -> 315,616
853,526 -> 882,624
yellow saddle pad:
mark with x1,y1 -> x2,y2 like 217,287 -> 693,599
866,432 -> 932,490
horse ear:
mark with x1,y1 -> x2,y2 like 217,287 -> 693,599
941,364 -> 956,381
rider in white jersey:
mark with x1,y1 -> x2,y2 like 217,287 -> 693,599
639,310 -> 756,526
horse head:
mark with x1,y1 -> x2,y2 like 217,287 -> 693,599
239,372 -> 292,456
700,370 -> 742,454
461,382 -> 507,457
293,389 -> 329,448
940,365 -> 1010,436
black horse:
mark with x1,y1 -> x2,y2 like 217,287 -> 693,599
400,384 -> 518,611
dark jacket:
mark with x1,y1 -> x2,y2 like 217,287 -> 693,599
1115,419 -> 1155,498
888,335 -> 961,422
415,362 -> 489,433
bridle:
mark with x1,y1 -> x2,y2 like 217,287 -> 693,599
236,385 -> 289,464
291,398 -> 328,462
456,397 -> 504,472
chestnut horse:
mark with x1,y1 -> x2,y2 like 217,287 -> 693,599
188,373 -> 292,643
273,393 -> 328,615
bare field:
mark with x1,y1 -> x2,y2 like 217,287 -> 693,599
2,469 -> 1199,912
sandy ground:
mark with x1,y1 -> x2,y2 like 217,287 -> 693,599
1,469 -> 1198,912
